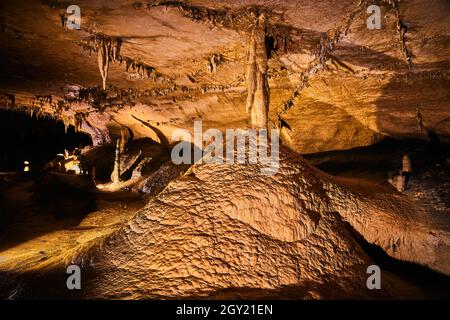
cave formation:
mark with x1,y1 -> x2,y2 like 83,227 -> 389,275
245,12 -> 270,129
0,0 -> 449,302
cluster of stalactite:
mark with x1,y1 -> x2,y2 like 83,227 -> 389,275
65,84 -> 177,112
190,50 -> 241,81
275,1 -> 372,120
265,24 -> 294,55
54,100 -> 70,118
315,33 -> 340,65
27,106 -> 46,118
62,78 -> 245,112
80,34 -> 168,88
30,95 -> 53,108
1,93 -> 57,120
80,34 -> 121,90
80,35 -> 121,61
25,101 -> 85,133
77,87 -> 107,104
122,57 -> 161,81
133,0 -> 238,28
0,92 -> 88,134
60,113 -> 86,133
64,86 -> 108,108
133,1 -> 283,32
134,0 -> 295,56
61,115 -> 73,133
199,81 -> 243,94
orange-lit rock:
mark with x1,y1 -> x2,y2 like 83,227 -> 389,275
68,147 -> 449,298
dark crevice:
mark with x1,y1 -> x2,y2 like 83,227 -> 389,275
265,35 -> 275,59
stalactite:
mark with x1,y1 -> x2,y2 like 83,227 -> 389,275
98,40 -> 110,90
245,13 -> 269,129
206,54 -> 223,73
36,107 -> 43,119
80,34 -> 123,89
54,100 -> 66,117
62,115 -> 70,133
59,13 -> 67,29
74,112 -> 85,132
80,33 -> 171,85
416,108 -> 424,132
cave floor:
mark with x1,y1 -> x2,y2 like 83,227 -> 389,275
0,172 -> 145,278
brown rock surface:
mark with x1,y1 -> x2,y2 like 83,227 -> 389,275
0,0 -> 449,300
66,147 -> 449,298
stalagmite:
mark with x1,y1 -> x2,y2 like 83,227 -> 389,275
245,13 -> 269,129
111,138 -> 121,184
131,156 -> 151,179
119,127 -> 126,154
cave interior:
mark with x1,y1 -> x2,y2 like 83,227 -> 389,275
0,0 -> 449,300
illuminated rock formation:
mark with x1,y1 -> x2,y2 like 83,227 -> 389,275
0,0 -> 448,153
245,12 -> 270,129
70,147 -> 449,298
0,0 -> 448,300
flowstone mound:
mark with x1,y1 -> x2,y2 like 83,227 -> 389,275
71,146 -> 449,298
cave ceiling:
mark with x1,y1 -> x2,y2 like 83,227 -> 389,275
0,0 -> 449,152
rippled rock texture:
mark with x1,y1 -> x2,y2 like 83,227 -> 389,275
68,147 -> 448,298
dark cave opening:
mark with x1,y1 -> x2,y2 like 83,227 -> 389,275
0,109 -> 92,172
